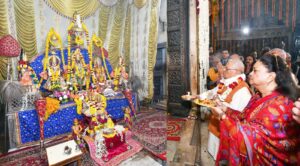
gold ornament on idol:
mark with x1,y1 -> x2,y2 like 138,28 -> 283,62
91,34 -> 111,81
40,28 -> 64,87
67,12 -> 92,88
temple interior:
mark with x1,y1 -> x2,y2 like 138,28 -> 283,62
0,0 -> 300,165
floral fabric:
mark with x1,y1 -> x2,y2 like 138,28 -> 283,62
217,91 -> 300,165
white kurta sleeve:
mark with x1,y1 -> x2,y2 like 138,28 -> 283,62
225,87 -> 252,112
198,86 -> 218,100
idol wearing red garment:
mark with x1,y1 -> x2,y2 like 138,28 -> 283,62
213,53 -> 300,165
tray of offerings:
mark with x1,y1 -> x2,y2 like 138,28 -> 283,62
193,99 -> 216,108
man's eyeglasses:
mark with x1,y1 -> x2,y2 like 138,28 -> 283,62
224,68 -> 239,71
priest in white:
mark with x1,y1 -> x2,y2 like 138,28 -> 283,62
199,58 -> 252,160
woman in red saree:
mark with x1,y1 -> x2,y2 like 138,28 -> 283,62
213,53 -> 300,165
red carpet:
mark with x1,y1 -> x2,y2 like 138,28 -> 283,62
84,131 -> 142,166
0,137 -> 96,166
132,111 -> 167,160
167,118 -> 186,141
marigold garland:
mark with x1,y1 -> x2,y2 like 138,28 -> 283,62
217,77 -> 243,95
67,14 -> 92,90
45,97 -> 60,121
39,28 -> 64,87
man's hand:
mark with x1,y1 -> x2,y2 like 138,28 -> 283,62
211,100 -> 227,120
211,106 -> 226,120
292,100 -> 300,124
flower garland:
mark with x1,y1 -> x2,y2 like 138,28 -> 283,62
48,67 -> 61,90
67,14 -> 92,90
74,97 -> 83,114
40,28 -> 64,87
70,49 -> 87,91
45,97 -> 60,121
217,77 -> 244,100
91,34 -> 111,80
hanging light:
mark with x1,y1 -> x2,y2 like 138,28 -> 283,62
242,27 -> 250,35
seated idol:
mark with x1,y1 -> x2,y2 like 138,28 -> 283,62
44,52 -> 67,91
70,48 -> 87,90
92,57 -> 106,92
110,56 -> 128,91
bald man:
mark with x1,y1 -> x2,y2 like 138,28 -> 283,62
200,58 -> 252,111
198,58 -> 252,160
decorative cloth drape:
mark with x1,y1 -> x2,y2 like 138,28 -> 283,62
1,0 -> 161,100
14,0 -> 38,60
0,0 -> 9,80
123,6 -> 132,74
134,0 -> 147,9
98,0 -> 118,7
106,0 -> 126,67
98,0 -> 161,100
44,0 -> 100,19
147,0 -> 159,99
98,3 -> 110,43
0,0 -> 8,37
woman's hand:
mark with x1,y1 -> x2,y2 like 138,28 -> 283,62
211,106 -> 226,120
292,99 -> 300,124
211,100 -> 227,120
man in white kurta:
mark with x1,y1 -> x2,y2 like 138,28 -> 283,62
199,58 -> 252,160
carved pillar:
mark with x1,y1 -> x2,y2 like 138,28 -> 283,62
167,0 -> 190,116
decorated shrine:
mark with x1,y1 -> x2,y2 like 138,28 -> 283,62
1,10 -> 143,166
2,0 -> 300,165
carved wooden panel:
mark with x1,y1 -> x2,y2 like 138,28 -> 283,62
168,30 -> 181,46
168,46 -> 180,52
168,70 -> 182,85
168,85 -> 184,103
167,0 -> 180,7
167,0 -> 189,114
168,52 -> 180,66
167,10 -> 180,28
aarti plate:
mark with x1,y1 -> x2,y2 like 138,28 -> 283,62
193,99 -> 216,108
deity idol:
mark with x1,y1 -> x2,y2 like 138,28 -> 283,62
18,53 -> 39,92
111,56 -> 128,91
72,118 -> 84,147
92,57 -> 106,92
70,48 -> 87,91
43,52 -> 66,91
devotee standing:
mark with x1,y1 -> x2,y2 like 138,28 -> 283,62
244,54 -> 256,76
207,56 -> 222,90
197,58 -> 252,159
220,49 -> 230,66
212,52 -> 300,165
